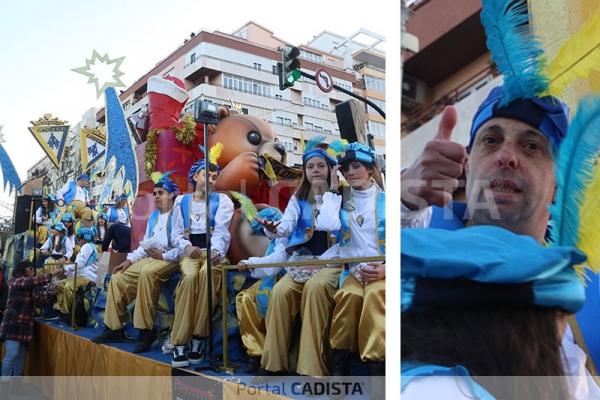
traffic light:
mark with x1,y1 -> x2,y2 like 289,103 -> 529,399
279,46 -> 301,90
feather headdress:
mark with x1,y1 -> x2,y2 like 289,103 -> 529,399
0,142 -> 21,195
230,191 -> 258,222
549,97 -> 600,276
480,0 -> 548,105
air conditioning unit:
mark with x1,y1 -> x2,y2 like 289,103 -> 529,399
402,74 -> 426,111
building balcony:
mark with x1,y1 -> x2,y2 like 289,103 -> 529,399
404,0 -> 486,86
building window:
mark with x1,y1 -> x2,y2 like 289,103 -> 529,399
305,122 -> 314,131
365,76 -> 385,93
123,100 -> 130,110
369,121 -> 386,138
190,53 -> 196,64
367,97 -> 386,114
272,65 -> 278,75
276,117 -> 284,125
254,63 -> 262,71
275,94 -> 283,100
222,73 -> 275,100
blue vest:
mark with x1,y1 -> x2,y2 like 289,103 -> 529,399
255,240 -> 287,318
63,181 -> 89,205
147,209 -> 174,248
82,242 -> 98,267
287,199 -> 323,251
338,190 -> 386,287
401,362 -> 494,399
108,206 -> 130,223
179,193 -> 219,235
38,206 -> 60,225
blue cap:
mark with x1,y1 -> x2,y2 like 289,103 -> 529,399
116,193 -> 128,203
77,227 -> 96,242
77,174 -> 90,181
61,213 -> 74,223
302,148 -> 337,167
98,212 -> 109,221
401,226 -> 586,314
250,207 -> 283,235
45,194 -> 57,203
52,222 -> 67,234
468,86 -> 569,152
337,142 -> 376,166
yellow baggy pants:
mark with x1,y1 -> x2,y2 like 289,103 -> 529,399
54,276 -> 93,315
236,281 -> 265,357
260,267 -> 341,376
103,257 -> 178,331
329,275 -> 385,361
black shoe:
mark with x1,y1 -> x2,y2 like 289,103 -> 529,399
331,349 -> 351,376
187,336 -> 204,365
171,345 -> 189,368
133,329 -> 157,353
243,356 -> 261,374
368,360 -> 385,376
91,328 -> 126,344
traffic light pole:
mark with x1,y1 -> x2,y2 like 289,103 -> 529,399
298,70 -> 386,119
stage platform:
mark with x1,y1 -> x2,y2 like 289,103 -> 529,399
23,319 -> 381,399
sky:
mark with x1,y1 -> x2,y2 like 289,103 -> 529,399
0,0 -> 395,211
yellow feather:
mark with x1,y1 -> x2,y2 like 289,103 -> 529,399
545,9 -> 600,96
263,157 -> 277,183
209,142 -> 223,165
300,132 -> 305,154
150,171 -> 163,183
577,159 -> 600,276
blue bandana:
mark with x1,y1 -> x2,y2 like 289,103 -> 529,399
116,193 -> 128,203
155,176 -> 179,195
61,213 -> 74,223
337,142 -> 376,166
77,227 -> 96,242
52,222 -> 67,234
401,226 -> 586,314
45,194 -> 57,203
188,159 -> 220,185
99,212 -> 109,221
468,86 -> 569,152
250,207 -> 283,235
77,174 -> 90,181
302,148 -> 337,167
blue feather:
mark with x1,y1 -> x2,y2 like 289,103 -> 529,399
305,135 -> 327,152
103,87 -> 139,202
480,0 -> 548,105
549,96 -> 600,246
0,144 -> 21,194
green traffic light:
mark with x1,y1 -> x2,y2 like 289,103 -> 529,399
286,69 -> 301,84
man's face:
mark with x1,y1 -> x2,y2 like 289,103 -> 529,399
78,179 -> 89,188
194,169 -> 218,191
153,187 -> 173,211
465,117 -> 555,233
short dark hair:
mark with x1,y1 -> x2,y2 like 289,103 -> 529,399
13,259 -> 33,278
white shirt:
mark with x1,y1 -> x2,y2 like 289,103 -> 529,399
116,208 -> 130,226
318,184 -> 382,261
402,333 -> 600,400
66,242 -> 98,282
128,210 -> 179,263
171,193 -> 234,258
56,181 -> 88,203
40,235 -> 74,260
265,194 -> 331,240
243,238 -> 289,280
35,207 -> 53,227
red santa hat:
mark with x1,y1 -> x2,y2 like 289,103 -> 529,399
148,76 -> 189,104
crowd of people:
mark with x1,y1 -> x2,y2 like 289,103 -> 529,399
0,140 -> 385,381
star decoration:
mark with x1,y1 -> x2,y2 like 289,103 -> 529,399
72,50 -> 126,98
0,126 -> 5,144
